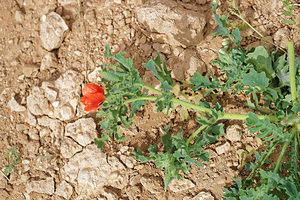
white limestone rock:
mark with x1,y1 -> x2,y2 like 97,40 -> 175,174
40,12 -> 69,51
120,155 -> 136,169
191,191 -> 214,200
226,124 -> 242,142
136,0 -> 206,47
168,178 -> 195,193
37,116 -> 64,146
169,49 -> 206,80
55,180 -> 73,199
54,70 -> 84,121
60,137 -> 82,159
140,176 -> 163,194
61,145 -> 128,198
274,28 -> 290,49
27,70 -> 83,121
27,86 -> 53,116
65,118 -> 97,146
40,52 -> 58,71
26,177 -> 55,195
88,67 -> 102,83
7,96 -> 26,112
216,142 -> 231,155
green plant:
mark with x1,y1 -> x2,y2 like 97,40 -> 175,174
282,0 -> 300,29
2,146 -> 20,177
91,2 -> 299,195
226,0 -> 287,53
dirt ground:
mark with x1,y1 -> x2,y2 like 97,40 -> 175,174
0,0 -> 299,199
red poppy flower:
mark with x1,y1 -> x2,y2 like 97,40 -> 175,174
80,83 -> 105,112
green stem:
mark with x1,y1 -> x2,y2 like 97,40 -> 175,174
185,121 -> 213,145
135,83 -> 163,94
273,128 -> 296,173
230,11 -> 286,53
130,83 -> 279,121
124,96 -> 157,104
244,140 -> 280,187
288,42 -> 297,103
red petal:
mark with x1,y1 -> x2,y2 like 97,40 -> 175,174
80,92 -> 105,112
84,105 -> 99,112
82,83 -> 104,96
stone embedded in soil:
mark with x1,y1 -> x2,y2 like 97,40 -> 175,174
168,178 -> 195,193
54,69 -> 84,120
27,70 -> 83,121
65,118 -> 97,146
15,10 -> 24,23
88,67 -> 102,83
7,96 -> 26,112
58,0 -> 78,6
55,180 -> 73,200
120,155 -> 136,168
226,124 -> 242,142
22,64 -> 39,77
169,49 -> 206,80
27,86 -> 52,115
153,43 -> 171,55
196,0 -> 207,4
0,189 -> 9,199
140,176 -> 163,194
61,145 -> 128,198
216,142 -> 231,155
25,177 -> 55,195
27,127 -> 40,140
40,12 -> 69,51
135,0 -> 206,47
42,82 -> 57,102
274,28 -> 290,49
37,116 -> 64,146
191,191 -> 214,200
40,52 -> 58,71
0,173 -> 7,189
60,137 -> 82,158
25,111 -> 37,126
129,175 -> 141,186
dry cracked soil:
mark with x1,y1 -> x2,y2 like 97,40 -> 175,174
0,0 -> 299,199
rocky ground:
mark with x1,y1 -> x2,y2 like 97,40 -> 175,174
0,0 -> 299,199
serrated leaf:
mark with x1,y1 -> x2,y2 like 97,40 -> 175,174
215,102 -> 223,112
130,99 -> 146,117
143,54 -> 173,87
245,112 -> 284,141
232,28 -> 242,45
99,71 -> 122,82
132,148 -> 149,162
247,99 -> 256,109
211,2 -> 229,37
242,69 -> 269,90
120,115 -> 132,128
291,102 -> 300,113
94,136 -> 108,150
281,179 -> 299,199
148,144 -> 157,154
190,73 -> 220,91
199,101 -> 211,108
161,81 -> 173,92
209,123 -> 225,136
283,11 -> 293,17
162,125 -> 173,152
274,54 -> 286,71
